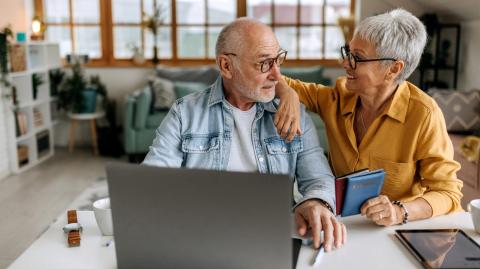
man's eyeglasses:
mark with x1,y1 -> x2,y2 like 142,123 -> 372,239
341,46 -> 397,70
224,49 -> 288,73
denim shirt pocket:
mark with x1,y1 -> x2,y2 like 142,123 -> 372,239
181,134 -> 220,168
264,136 -> 303,175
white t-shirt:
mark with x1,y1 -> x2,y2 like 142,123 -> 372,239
226,102 -> 258,172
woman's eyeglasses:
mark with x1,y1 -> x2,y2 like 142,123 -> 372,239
341,46 -> 397,70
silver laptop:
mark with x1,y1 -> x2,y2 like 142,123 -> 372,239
106,162 -> 293,269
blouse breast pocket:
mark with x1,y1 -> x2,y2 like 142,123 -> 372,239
264,136 -> 303,174
181,135 -> 220,168
369,156 -> 415,200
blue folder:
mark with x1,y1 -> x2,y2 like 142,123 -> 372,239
341,169 -> 385,217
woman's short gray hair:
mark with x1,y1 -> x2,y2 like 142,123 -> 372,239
354,8 -> 427,83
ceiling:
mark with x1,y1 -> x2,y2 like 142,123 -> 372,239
411,0 -> 480,21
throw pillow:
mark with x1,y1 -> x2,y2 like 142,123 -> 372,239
149,77 -> 176,112
460,136 -> 480,164
428,89 -> 480,133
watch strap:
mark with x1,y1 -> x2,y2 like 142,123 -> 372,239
67,210 -> 81,247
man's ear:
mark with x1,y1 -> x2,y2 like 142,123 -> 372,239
218,55 -> 234,79
386,60 -> 404,82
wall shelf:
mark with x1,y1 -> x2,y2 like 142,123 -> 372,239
418,23 -> 461,90
2,42 -> 61,174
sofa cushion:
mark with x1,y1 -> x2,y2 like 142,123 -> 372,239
146,112 -> 168,129
282,66 -> 331,85
149,77 -> 176,112
134,87 -> 152,130
156,65 -> 219,85
428,89 -> 480,132
174,81 -> 208,98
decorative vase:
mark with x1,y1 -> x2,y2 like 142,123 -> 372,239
80,90 -> 97,113
152,46 -> 159,65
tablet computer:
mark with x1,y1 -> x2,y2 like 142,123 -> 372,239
395,229 -> 480,269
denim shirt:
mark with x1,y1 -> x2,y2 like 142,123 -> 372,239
143,76 -> 335,210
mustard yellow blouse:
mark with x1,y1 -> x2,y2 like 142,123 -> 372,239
284,76 -> 463,216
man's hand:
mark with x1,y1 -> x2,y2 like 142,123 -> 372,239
360,195 -> 402,226
274,79 -> 302,141
294,199 -> 346,251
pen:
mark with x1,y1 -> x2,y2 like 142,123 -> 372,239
311,243 -> 324,266
103,239 -> 113,247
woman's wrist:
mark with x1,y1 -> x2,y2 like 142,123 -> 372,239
276,80 -> 298,99
392,200 -> 409,225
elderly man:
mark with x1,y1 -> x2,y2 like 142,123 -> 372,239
143,18 -> 345,251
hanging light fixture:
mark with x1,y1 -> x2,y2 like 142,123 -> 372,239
31,16 -> 46,40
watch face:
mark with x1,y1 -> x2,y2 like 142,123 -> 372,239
63,222 -> 82,232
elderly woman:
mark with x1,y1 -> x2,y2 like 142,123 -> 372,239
275,9 -> 463,226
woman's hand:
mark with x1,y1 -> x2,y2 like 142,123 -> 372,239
360,195 -> 403,226
274,79 -> 303,141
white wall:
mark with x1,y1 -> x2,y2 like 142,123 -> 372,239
0,88 -> 11,179
359,0 -> 426,20
0,0 -> 30,34
458,19 -> 480,91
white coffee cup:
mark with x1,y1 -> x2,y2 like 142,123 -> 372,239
93,198 -> 113,236
468,199 -> 480,234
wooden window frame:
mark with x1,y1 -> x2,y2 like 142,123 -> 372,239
36,0 -> 355,67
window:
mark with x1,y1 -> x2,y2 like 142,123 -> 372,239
42,0 -> 103,60
37,0 -> 355,66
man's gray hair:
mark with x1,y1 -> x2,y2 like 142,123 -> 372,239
215,17 -> 263,58
354,9 -> 427,83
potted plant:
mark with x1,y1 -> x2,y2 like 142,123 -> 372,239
0,25 -> 13,88
88,74 -> 108,110
32,73 -> 44,100
49,68 -> 65,96
142,2 -> 165,65
58,63 -> 108,113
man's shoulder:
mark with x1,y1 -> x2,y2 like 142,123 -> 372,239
174,86 -> 212,109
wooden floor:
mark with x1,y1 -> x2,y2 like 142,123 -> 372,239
0,148 -> 118,269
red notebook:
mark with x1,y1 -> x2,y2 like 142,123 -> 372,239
335,169 -> 369,216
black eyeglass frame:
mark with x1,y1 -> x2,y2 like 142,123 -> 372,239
341,46 -> 397,70
223,49 -> 288,73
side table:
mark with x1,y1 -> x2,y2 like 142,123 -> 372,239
68,111 -> 105,155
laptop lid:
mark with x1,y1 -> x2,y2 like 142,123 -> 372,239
106,162 -> 293,269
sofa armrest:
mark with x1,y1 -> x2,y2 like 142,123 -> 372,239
134,87 -> 152,130
124,94 -> 137,153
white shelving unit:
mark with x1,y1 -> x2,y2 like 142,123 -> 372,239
3,42 -> 62,174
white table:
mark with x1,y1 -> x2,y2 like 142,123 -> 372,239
8,211 -> 480,269
68,111 -> 105,155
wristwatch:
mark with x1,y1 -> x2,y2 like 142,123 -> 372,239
64,210 -> 82,247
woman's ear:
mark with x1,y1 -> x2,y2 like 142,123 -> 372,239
218,55 -> 234,79
386,60 -> 405,82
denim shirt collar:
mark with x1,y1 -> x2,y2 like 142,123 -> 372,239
208,76 -> 277,113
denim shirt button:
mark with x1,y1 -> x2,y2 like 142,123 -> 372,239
199,145 -> 204,150
281,147 -> 287,153
259,157 -> 264,162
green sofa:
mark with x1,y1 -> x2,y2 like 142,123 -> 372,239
124,65 -> 331,162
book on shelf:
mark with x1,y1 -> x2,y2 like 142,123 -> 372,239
36,130 -> 50,157
17,145 -> 29,166
16,112 -> 28,136
335,169 -> 385,217
33,108 -> 44,128
9,44 -> 27,72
